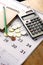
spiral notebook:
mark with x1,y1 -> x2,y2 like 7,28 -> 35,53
0,5 -> 17,31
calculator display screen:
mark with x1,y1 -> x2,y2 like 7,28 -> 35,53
22,13 -> 36,20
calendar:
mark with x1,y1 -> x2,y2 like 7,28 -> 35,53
0,16 -> 43,65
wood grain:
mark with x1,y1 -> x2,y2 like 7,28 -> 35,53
22,41 -> 43,65
21,0 -> 43,13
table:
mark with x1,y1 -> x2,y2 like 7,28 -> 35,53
23,41 -> 43,65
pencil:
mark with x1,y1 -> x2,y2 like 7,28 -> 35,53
3,6 -> 8,35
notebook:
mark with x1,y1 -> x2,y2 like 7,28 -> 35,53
0,6 -> 17,31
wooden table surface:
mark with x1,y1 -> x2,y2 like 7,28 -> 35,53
22,41 -> 43,65
21,0 -> 43,65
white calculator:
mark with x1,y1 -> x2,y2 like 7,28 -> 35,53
18,9 -> 43,40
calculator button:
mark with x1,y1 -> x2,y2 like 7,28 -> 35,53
27,23 -> 31,26
34,18 -> 36,21
32,25 -> 35,28
36,26 -> 40,30
31,22 -> 34,25
35,18 -> 38,21
26,24 -> 30,28
26,24 -> 29,27
31,19 -> 34,22
30,29 -> 34,32
38,19 -> 42,21
27,25 -> 30,28
38,29 -> 41,32
38,23 -> 41,26
37,17 -> 40,20
41,23 -> 43,26
26,24 -> 28,26
34,22 -> 37,24
28,26 -> 31,29
30,20 -> 33,21
35,24 -> 38,27
31,31 -> 35,35
38,20 -> 41,22
39,25 -> 42,29
36,21 -> 39,24
35,30 -> 38,34
33,28 -> 37,31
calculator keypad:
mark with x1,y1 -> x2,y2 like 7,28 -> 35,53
26,17 -> 43,38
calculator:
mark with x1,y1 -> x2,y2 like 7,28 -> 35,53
18,9 -> 43,40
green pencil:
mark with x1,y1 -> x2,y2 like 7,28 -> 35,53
3,7 -> 8,35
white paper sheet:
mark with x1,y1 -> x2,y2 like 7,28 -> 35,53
0,0 -> 29,13
0,16 -> 43,65
0,4 -> 3,12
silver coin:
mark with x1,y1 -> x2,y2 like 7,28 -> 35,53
15,29 -> 20,33
21,30 -> 27,36
9,27 -> 14,32
16,33 -> 21,38
4,32 -> 8,37
8,32 -> 14,37
12,25 -> 17,30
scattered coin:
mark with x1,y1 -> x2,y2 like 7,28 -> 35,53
21,30 -> 27,36
8,32 -> 13,37
12,25 -> 17,30
9,27 -> 14,32
16,33 -> 21,38
15,29 -> 20,33
4,32 -> 8,37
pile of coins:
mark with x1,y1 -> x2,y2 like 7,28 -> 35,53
4,23 -> 28,41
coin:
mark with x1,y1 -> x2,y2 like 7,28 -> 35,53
21,30 -> 27,36
12,25 -> 17,30
15,29 -> 20,33
16,33 -> 21,38
8,32 -> 13,37
4,32 -> 8,37
9,27 -> 14,32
